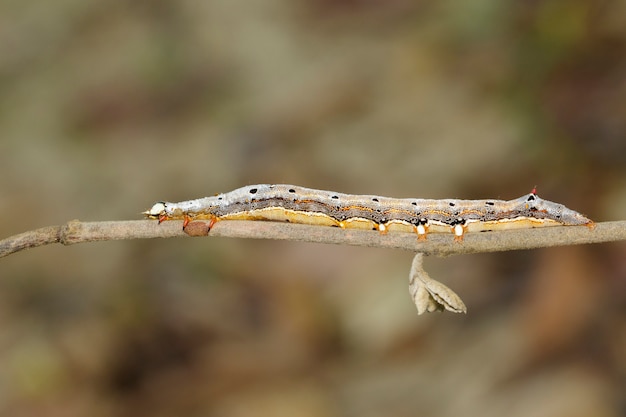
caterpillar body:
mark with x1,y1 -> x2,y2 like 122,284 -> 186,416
144,184 -> 593,241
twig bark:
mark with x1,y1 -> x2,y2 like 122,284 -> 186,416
1,219 -> 624,259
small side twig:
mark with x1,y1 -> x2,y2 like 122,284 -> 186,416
1,219 -> 625,259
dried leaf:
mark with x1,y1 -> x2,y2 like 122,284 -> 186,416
409,253 -> 467,315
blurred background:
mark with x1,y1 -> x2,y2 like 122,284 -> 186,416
1,1 -> 625,416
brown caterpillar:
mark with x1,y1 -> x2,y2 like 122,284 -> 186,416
144,184 -> 593,241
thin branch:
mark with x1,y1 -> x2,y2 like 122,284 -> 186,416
1,219 -> 624,259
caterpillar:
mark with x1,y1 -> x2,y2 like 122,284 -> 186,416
144,184 -> 593,241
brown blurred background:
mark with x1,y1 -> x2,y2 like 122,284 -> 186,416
1,1 -> 625,416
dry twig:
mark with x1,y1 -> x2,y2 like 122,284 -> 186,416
2,219 -> 624,314
1,219 -> 623,259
